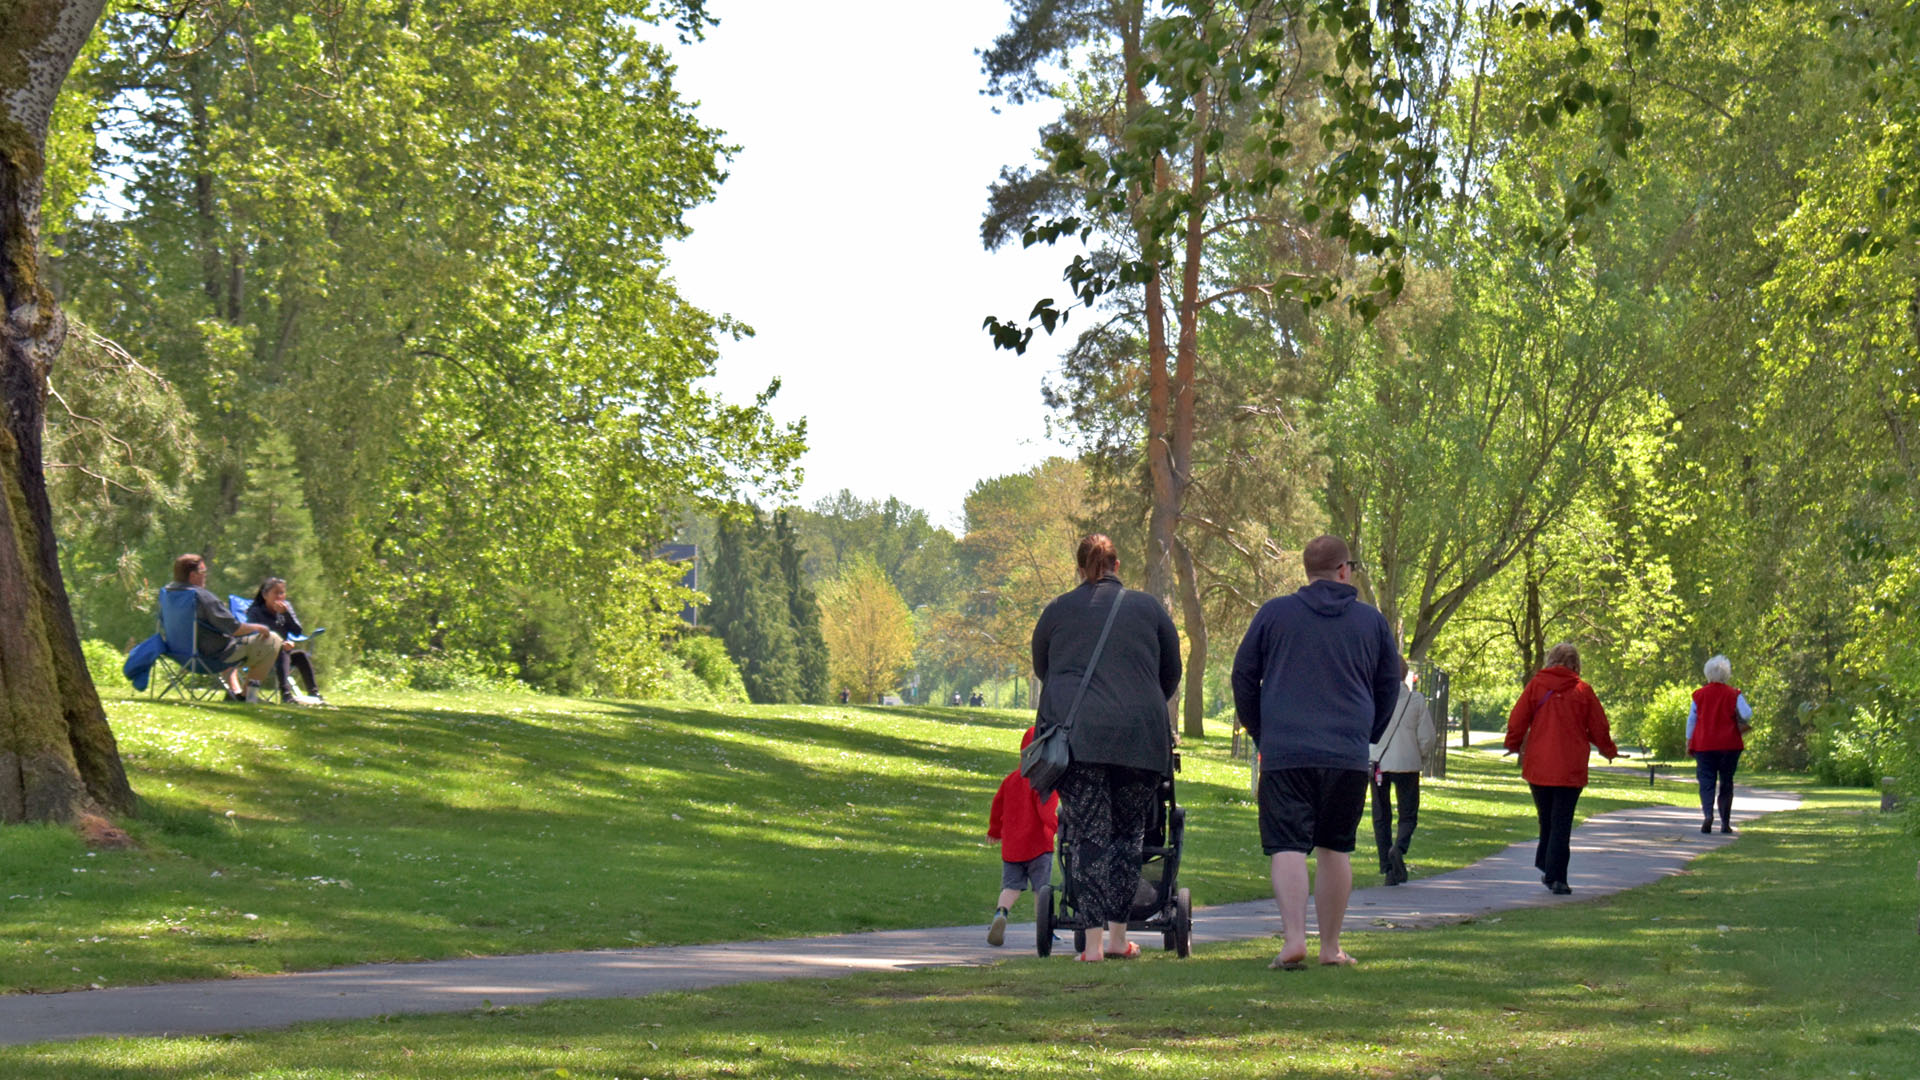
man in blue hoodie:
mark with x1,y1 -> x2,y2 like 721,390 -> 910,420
1232,535 -> 1401,969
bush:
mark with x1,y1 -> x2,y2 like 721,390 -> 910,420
1617,681 -> 1692,760
1809,703 -> 1909,788
80,639 -> 124,688
671,634 -> 749,704
332,649 -> 527,695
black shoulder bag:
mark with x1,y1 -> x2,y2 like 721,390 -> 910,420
1020,588 -> 1126,798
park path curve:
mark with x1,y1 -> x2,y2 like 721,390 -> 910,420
0,784 -> 1799,1046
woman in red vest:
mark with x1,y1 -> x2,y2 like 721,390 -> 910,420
1504,642 -> 1618,895
1689,655 -> 1753,834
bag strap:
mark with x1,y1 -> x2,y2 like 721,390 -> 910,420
1378,687 -> 1414,754
1056,585 -> 1126,738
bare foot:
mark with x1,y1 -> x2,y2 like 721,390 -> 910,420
1319,951 -> 1357,967
1269,947 -> 1308,971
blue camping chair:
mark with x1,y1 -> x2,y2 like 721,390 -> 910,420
152,589 -> 231,701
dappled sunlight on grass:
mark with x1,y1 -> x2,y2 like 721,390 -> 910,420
9,804 -> 1917,1080
3,688 -> 1879,1010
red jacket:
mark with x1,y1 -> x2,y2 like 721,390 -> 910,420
988,727 -> 1059,863
1689,682 -> 1747,753
1504,666 -> 1617,788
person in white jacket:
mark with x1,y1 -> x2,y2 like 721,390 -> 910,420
1370,659 -> 1437,885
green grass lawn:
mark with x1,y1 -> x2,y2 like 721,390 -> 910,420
3,793 -> 1908,1079
2,689 -> 1699,993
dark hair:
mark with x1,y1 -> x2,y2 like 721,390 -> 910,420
1303,535 -> 1351,579
1076,533 -> 1119,581
254,576 -> 287,606
172,554 -> 204,583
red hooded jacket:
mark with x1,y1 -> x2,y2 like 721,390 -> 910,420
1504,666 -> 1617,787
988,727 -> 1060,863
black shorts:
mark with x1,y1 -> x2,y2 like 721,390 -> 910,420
1258,766 -> 1370,855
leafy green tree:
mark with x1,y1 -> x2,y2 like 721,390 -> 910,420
819,558 -> 916,704
593,554 -> 707,701
47,0 -> 800,673
792,491 -> 961,609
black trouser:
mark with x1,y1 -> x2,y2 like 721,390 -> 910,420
274,649 -> 318,695
1371,771 -> 1421,871
1694,749 -> 1741,827
1056,762 -> 1158,927
1529,783 -> 1583,885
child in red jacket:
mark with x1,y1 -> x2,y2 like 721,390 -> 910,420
986,726 -> 1060,946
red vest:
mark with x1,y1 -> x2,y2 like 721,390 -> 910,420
1690,682 -> 1746,753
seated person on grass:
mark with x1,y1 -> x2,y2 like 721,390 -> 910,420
163,553 -> 291,702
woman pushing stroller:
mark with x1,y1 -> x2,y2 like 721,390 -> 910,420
1030,534 -> 1182,962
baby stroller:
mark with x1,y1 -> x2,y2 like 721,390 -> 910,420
1034,752 -> 1194,957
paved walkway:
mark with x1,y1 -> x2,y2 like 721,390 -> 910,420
0,785 -> 1799,1046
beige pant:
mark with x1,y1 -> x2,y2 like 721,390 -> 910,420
224,631 -> 286,681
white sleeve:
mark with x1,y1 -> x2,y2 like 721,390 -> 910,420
1736,693 -> 1752,721
1686,700 -> 1697,740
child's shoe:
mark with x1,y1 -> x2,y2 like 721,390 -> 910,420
987,907 -> 1008,946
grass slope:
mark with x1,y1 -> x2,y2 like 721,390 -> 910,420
2,689 -> 1696,993
3,795 -> 1908,1078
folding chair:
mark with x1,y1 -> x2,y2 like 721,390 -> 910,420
152,589 -> 230,702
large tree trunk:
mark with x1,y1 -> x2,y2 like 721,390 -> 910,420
2,0 -> 135,824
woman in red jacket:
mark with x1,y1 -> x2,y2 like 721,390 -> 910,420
1689,654 -> 1753,834
1504,643 -> 1618,895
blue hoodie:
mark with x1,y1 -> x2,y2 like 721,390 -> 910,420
1231,580 -> 1402,772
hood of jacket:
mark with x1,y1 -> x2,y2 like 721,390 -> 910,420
1531,666 -> 1583,694
1020,725 -> 1037,750
1297,579 -> 1359,617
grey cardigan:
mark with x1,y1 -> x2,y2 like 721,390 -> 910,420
1030,575 -> 1182,774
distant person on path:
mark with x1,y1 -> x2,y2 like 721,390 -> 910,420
838,688 -> 850,705
1689,654 -> 1753,834
1370,658 -> 1437,885
246,577 -> 325,705
985,725 -> 1060,946
1031,533 -> 1181,962
163,554 -> 289,702
1504,642 -> 1618,895
1232,535 -> 1400,969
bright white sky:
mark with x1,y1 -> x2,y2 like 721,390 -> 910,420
653,0 -> 1083,531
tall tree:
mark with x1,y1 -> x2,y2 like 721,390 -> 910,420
926,458 -> 1089,697
705,511 -> 801,705
818,557 -> 916,705
219,431 -> 333,632
775,510 -> 830,704
50,0 -> 800,672
1,0 -> 133,823
981,0 -> 1652,736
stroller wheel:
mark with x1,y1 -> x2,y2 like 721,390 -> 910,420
1035,885 -> 1054,958
1174,887 -> 1193,958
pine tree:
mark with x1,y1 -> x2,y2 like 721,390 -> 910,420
220,432 -> 333,630
776,511 -> 830,704
706,510 -> 800,704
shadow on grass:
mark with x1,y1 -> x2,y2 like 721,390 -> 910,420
17,807 -> 1915,1079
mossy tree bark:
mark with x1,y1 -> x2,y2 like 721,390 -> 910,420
2,0 -> 134,823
